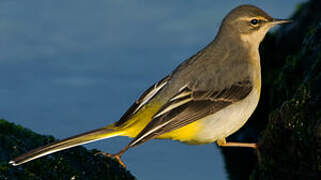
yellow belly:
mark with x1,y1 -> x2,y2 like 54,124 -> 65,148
156,120 -> 202,144
113,101 -> 202,144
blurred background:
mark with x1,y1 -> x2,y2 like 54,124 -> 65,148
0,0 -> 306,179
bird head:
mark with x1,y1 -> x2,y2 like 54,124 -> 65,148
218,5 -> 292,47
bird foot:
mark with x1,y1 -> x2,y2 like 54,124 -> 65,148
95,152 -> 127,168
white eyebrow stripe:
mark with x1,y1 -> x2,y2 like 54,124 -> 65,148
237,16 -> 268,22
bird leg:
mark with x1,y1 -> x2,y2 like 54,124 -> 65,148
217,138 -> 261,162
95,146 -> 129,168
217,138 -> 257,149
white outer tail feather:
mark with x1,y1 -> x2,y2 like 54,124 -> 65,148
9,127 -> 122,166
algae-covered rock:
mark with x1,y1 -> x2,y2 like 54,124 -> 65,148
252,87 -> 321,179
0,119 -> 135,180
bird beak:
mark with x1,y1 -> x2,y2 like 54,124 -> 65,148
271,18 -> 293,25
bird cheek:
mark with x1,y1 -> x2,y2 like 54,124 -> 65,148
234,21 -> 248,33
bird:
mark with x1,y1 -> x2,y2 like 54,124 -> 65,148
10,5 -> 291,168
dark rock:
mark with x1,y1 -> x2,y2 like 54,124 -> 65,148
0,119 -> 135,180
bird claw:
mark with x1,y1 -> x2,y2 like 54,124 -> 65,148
255,143 -> 262,164
94,151 -> 113,158
95,151 -> 127,168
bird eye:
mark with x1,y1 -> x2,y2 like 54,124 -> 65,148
250,19 -> 259,25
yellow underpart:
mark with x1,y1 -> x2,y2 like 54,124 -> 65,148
109,100 -> 201,143
156,120 -> 201,143
111,102 -> 164,137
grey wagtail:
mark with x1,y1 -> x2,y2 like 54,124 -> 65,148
10,5 -> 291,168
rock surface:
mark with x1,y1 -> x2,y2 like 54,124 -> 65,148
0,119 -> 135,180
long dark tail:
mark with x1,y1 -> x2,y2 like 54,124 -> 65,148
10,127 -> 122,166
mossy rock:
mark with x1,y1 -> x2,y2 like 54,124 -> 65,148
252,86 -> 321,179
0,120 -> 135,180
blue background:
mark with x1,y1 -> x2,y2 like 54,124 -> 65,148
0,0 -> 306,179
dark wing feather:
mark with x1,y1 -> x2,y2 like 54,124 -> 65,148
115,75 -> 170,127
128,80 -> 253,147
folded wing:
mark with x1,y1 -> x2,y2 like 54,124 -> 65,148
128,80 -> 253,147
